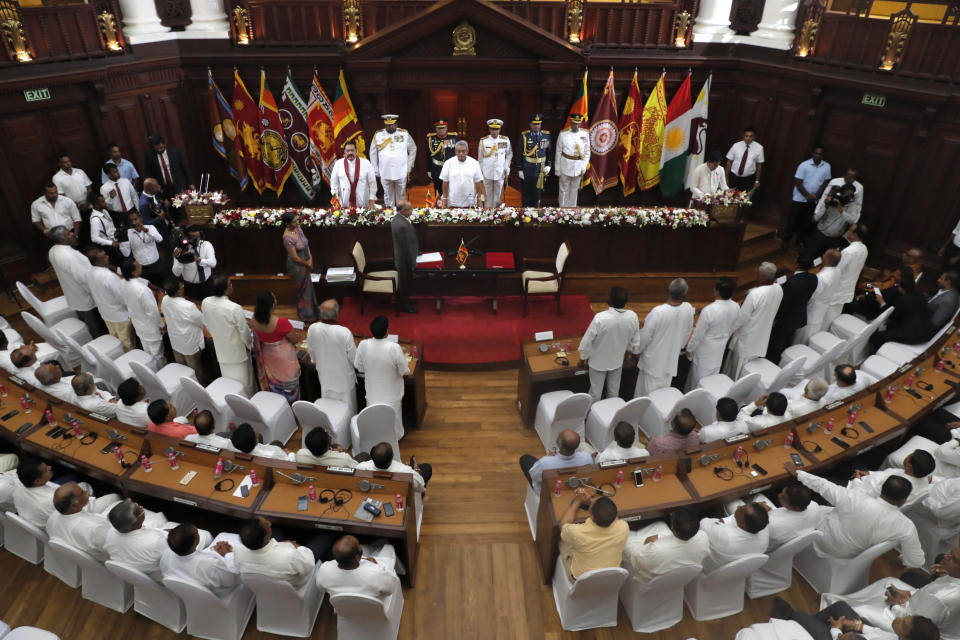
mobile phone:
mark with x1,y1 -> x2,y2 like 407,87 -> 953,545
859,421 -> 875,434
240,484 -> 250,498
383,502 -> 395,517
751,463 -> 768,476
45,425 -> 61,437
790,453 -> 804,467
297,495 -> 308,511
831,436 -> 850,450
633,468 -> 644,487
1,409 -> 19,421
906,388 -> 923,399
15,422 -> 33,434
101,442 -> 119,454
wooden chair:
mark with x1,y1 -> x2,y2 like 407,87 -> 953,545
521,241 -> 571,317
351,241 -> 398,316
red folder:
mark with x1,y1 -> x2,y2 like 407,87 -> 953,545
485,252 -> 515,269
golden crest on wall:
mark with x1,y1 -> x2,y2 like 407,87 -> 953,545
452,21 -> 476,56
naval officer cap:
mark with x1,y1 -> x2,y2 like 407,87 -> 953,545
486,118 -> 504,128
433,119 -> 449,127
529,113 -> 544,124
568,113 -> 584,123
381,114 -> 399,124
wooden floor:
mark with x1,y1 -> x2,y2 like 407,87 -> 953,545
0,283 -> 904,639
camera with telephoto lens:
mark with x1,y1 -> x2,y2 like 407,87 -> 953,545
825,184 -> 854,209
170,227 -> 197,264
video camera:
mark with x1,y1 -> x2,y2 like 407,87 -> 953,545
171,226 -> 201,264
825,184 -> 855,209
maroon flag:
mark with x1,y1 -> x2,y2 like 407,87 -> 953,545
587,70 -> 620,195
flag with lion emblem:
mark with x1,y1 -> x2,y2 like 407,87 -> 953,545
208,69 -> 247,189
232,69 -> 263,193
279,70 -> 315,202
307,72 -> 336,187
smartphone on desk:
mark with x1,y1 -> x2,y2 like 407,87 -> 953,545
297,495 -> 308,511
633,468 -> 644,487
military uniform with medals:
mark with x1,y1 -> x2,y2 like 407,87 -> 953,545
370,114 -> 417,208
426,120 -> 457,198
517,113 -> 552,207
477,118 -> 513,209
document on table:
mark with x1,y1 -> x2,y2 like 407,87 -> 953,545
416,252 -> 443,264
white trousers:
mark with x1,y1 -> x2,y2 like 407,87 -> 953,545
220,359 -> 256,396
139,336 -> 167,368
483,179 -> 504,208
381,178 -> 406,208
322,386 -> 358,418
588,367 -> 622,402
634,371 -> 672,398
558,175 -> 581,208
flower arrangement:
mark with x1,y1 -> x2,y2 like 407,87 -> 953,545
172,190 -> 228,207
213,206 -> 709,229
698,189 -> 752,206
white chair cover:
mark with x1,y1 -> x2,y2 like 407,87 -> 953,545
620,563 -> 702,633
162,576 -> 256,640
683,553 -> 769,621
241,571 -> 324,637
350,404 -> 401,459
329,591 -> 404,640
104,560 -> 186,632
551,555 -> 628,631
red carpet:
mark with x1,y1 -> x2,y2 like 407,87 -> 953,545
338,295 -> 596,367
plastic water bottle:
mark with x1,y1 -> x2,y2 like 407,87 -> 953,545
20,395 -> 31,413
0,382 -> 7,397
249,469 -> 259,486
554,479 -> 563,496
937,358 -> 947,371
653,465 -> 663,482
113,446 -> 124,464
395,494 -> 404,511
412,346 -> 419,360
783,431 -> 795,448
72,421 -> 83,437
228,421 -> 237,431
566,339 -> 572,352
905,373 -> 915,389
615,470 -> 624,488
214,457 -> 224,478
44,408 -> 56,425
886,385 -> 897,402
734,445 -> 745,465
168,452 -> 179,470
848,410 -> 858,425
308,485 -> 317,502
140,455 -> 152,472
826,417 -> 835,433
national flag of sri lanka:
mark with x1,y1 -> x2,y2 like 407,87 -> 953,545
659,72 -> 693,197
563,69 -> 589,131
637,74 -> 667,191
208,69 -> 247,189
232,69 -> 263,193
259,70 -> 293,195
617,71 -> 642,197
333,69 -> 366,157
457,239 -> 469,265
425,187 -> 436,208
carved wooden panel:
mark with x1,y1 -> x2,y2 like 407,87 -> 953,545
729,0 -> 765,33
154,0 -> 192,28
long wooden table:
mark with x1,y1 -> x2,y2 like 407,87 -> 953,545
529,326 -> 960,582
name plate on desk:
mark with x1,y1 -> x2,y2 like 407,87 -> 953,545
750,484 -> 772,495
173,496 -> 198,507
622,515 -> 644,523
88,412 -> 109,423
574,369 -> 587,376
314,523 -> 344,532
194,443 -> 221,454
898,363 -> 913,373
534,331 -> 554,341
723,434 -> 749,444
9,375 -> 26,386
325,466 -> 356,475
598,460 -> 626,468
824,401 -> 844,411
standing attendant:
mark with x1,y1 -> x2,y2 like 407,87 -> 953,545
370,114 -> 416,208
578,286 -> 641,402
31,182 -> 80,237
517,113 -> 552,207
119,211 -> 168,288
782,146 -> 831,249
355,316 -> 410,441
86,247 -> 134,352
100,163 -> 138,224
555,114 -> 590,208
88,194 -> 121,264
685,277 -> 740,390
280,211 -> 319,323
143,134 -> 193,198
202,275 -> 256,395
251,291 -> 301,402
633,279 -> 695,397
48,226 -> 105,337
306,299 -> 358,416
826,223 -> 869,327
329,141 -> 376,209
426,119 -> 457,199
725,262 -> 783,378
160,278 -> 206,379
52,153 -> 93,213
100,142 -> 140,188
796,248 -> 841,344
391,201 -> 419,314
120,259 -> 166,367
767,258 -> 818,364
725,127 -> 764,193
939,216 -> 960,272
171,225 -> 216,300
440,141 -> 485,208
478,119 -> 513,209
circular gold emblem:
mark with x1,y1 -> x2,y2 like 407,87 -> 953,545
452,21 -> 476,56
259,130 -> 288,170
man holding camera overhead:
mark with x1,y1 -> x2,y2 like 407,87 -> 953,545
171,224 -> 216,300
801,168 -> 864,263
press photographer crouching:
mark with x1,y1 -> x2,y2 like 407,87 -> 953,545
801,168 -> 863,262
171,225 -> 217,300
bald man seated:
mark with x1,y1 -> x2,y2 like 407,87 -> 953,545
13,457 -> 120,529
315,534 -> 402,600
33,362 -> 77,403
518,429 -> 593,495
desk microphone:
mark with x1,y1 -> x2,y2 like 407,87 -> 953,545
698,454 -> 720,466
276,471 -> 316,485
165,446 -> 185,458
565,476 -> 613,496
753,439 -> 773,451
106,428 -> 127,442
357,479 -> 385,492
222,460 -> 244,474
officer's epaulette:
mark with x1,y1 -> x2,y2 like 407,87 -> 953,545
427,132 -> 436,138
542,130 -> 550,135
397,128 -> 407,132
521,129 -> 530,135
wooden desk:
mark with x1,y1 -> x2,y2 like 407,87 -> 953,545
882,353 -> 960,423
0,375 -> 42,440
415,252 -> 516,314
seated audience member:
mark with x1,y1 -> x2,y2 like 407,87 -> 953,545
105,498 -> 210,579
595,422 -> 650,463
728,483 -> 824,551
622,508 -> 709,583
928,271 -> 960,332
160,524 -> 241,597
33,362 -> 75,403
738,392 -> 789,433
184,410 -> 232,450
147,399 -> 198,439
0,331 -> 24,374
315,535 -> 402,600
295,427 -> 359,468
870,267 -> 935,349
234,516 -> 327,586
919,477 -> 960,534
647,409 -> 701,455
849,450 -> 936,509
0,454 -> 21,512
700,397 -> 749,444
700,502 -> 770,571
116,378 -> 150,428
518,429 -> 594,495
71,372 -> 118,418
8,342 -> 43,385
844,248 -> 923,319
357,442 -> 431,494
14,460 -> 120,529
229,422 -> 294,461
558,489 -> 629,580
785,462 -> 925,568
46,482 -> 115,560
769,596 -> 940,640
786,377 -> 829,419
821,365 -> 869,405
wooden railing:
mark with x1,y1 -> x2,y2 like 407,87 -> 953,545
0,1 -> 128,66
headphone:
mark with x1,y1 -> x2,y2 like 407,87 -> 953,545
802,440 -> 823,453
319,489 -> 352,506
79,432 -> 99,446
214,478 -> 236,492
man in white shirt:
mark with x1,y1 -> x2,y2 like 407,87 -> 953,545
330,140 -> 376,208
116,378 -> 150,428
786,377 -> 829,418
105,499 -> 210,579
8,343 -> 44,386
519,429 -> 594,495
734,483 -> 824,551
171,225 -> 217,300
120,259 -> 166,367
184,410 -> 233,450
440,141 -> 485,208
230,423 -> 294,460
578,286 -> 641,401
827,223 -> 870,328
623,508 -> 710,584
685,277 -> 740,390
120,211 -> 168,287
554,114 -> 590,208
688,150 -> 728,202
71,373 -> 118,418
785,463 -> 925,568
31,182 -> 80,236
316,535 -> 401,601
161,278 -> 206,378
633,278 -> 695,397
100,163 -> 138,219
804,169 -> 864,262
700,502 -> 770,571
48,226 -> 106,337
700,397 -> 749,443
296,426 -> 358,468
46,482 -> 116,560
306,299 -> 358,416
725,262 -> 784,378
822,364 -> 870,405
86,246 -> 135,352
356,442 -> 430,494
797,248 -> 842,344
725,127 -> 764,193
849,450 -> 936,509
234,516 -> 322,588
14,460 -> 118,529
202,276 -> 255,396
161,524 -> 241,597
370,115 -> 416,208
355,315 -> 409,440
101,142 -> 140,187
739,392 -> 790,432
52,153 -> 93,211
88,195 -> 120,262
596,422 -> 650,463
477,119 -> 513,208
34,363 -> 76,403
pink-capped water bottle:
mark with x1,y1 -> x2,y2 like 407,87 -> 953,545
140,455 -> 152,472
167,452 -> 179,470
228,421 -> 237,431
113,445 -> 124,464
0,381 -> 7,397
615,469 -> 624,488
20,395 -> 31,413
554,478 -> 563,496
249,469 -> 259,486
653,465 -> 663,482
938,358 -> 947,371
44,408 -> 56,426
412,346 -> 419,360
72,421 -> 83,437
734,445 -> 746,464
886,385 -> 897,402
308,485 -> 317,502
826,417 -> 835,433
395,494 -> 404,511
784,431 -> 795,448
848,410 -> 858,425
214,457 -> 224,478
566,339 -> 572,352
905,373 -> 915,388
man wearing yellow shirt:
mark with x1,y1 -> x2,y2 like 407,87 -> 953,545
558,489 -> 629,580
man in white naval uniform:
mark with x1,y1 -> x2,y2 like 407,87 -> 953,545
369,114 -> 416,208
477,119 -> 513,209
554,114 -> 591,208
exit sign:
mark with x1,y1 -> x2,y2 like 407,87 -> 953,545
24,88 -> 51,102
862,92 -> 886,108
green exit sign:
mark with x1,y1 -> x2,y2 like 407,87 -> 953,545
24,88 -> 51,102
862,92 -> 886,108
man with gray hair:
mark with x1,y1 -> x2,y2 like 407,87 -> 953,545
633,278 -> 694,396
306,299 -> 358,415
786,377 -> 829,418
72,372 -> 118,418
440,140 -> 485,208
47,225 -> 106,338
725,261 -> 783,378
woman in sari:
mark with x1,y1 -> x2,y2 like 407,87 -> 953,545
281,211 -> 319,322
252,291 -> 301,402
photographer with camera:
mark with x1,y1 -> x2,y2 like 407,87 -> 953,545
119,210 -> 169,288
801,168 -> 863,263
171,225 -> 216,300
